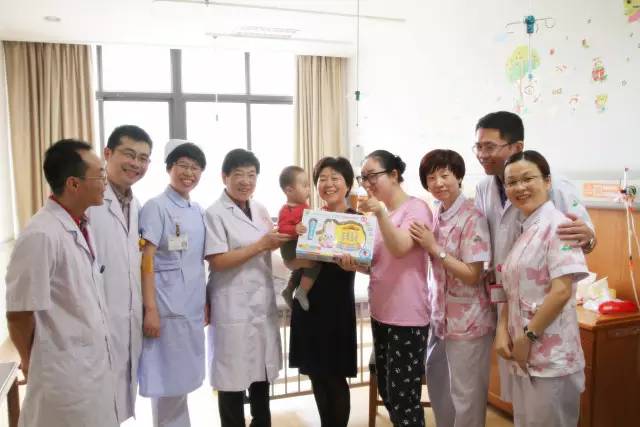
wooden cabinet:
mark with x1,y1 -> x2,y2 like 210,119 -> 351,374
488,307 -> 640,427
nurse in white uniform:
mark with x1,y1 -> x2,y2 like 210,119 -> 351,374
498,150 -> 588,427
5,139 -> 118,427
88,125 -> 153,423
138,140 -> 207,427
204,148 -> 287,427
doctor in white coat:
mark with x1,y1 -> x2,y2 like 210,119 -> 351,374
5,139 -> 118,427
205,148 -> 288,427
88,125 -> 153,423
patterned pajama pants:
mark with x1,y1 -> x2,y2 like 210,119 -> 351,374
372,319 -> 429,427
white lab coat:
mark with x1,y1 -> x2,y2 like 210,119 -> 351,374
88,184 -> 143,422
5,199 -> 118,427
204,191 -> 282,391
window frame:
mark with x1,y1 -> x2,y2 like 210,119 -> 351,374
95,46 -> 294,152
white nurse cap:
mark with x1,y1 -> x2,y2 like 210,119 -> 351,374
164,139 -> 196,161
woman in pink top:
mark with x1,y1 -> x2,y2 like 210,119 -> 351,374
410,149 -> 493,427
355,150 -> 433,427
498,151 -> 588,427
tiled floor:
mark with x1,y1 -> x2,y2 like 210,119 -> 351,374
1,321 -> 514,427
121,382 -> 514,426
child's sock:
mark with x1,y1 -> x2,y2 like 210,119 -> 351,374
294,286 -> 310,311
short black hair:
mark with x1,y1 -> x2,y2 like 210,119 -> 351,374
504,150 -> 551,178
221,148 -> 260,175
312,156 -> 354,196
165,143 -> 206,171
475,111 -> 524,144
43,139 -> 93,196
419,149 -> 466,190
107,125 -> 153,150
279,165 -> 305,191
365,149 -> 406,183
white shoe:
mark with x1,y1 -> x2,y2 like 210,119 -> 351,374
294,287 -> 310,311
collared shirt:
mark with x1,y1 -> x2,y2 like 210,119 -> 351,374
501,200 -> 588,377
224,190 -> 252,221
49,195 -> 94,259
474,175 -> 593,284
109,182 -> 133,230
428,194 -> 494,340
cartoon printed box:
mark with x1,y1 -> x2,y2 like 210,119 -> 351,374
295,209 -> 377,266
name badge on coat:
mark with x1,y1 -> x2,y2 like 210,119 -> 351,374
168,235 -> 189,251
168,221 -> 188,251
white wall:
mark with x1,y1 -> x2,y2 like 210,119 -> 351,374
0,42 -> 16,342
347,0 -> 640,198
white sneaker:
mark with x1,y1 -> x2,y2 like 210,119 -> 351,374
294,287 -> 310,311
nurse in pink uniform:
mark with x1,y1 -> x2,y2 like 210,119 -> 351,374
497,150 -> 588,427
410,149 -> 493,427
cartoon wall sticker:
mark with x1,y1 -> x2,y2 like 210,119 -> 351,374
569,94 -> 581,112
592,57 -> 608,82
506,45 -> 541,83
595,94 -> 608,113
507,46 -> 541,114
624,0 -> 640,23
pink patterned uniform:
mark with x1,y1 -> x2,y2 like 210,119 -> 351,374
428,195 -> 494,340
426,194 -> 495,427
501,200 -> 589,378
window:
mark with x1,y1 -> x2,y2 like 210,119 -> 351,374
250,51 -> 295,96
102,101 -> 170,205
186,102 -> 247,208
250,104 -> 294,215
182,48 -> 246,94
101,46 -> 171,93
96,46 -> 294,215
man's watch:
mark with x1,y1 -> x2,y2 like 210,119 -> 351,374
583,237 -> 596,253
524,325 -> 539,343
438,250 -> 447,260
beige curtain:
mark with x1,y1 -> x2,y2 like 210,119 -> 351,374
3,41 -> 94,230
295,56 -> 347,208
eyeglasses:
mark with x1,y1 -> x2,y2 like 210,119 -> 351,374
81,172 -> 107,183
116,148 -> 151,165
504,175 -> 544,189
356,170 -> 388,185
472,143 -> 510,156
174,162 -> 202,173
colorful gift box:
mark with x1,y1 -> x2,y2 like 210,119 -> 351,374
295,209 -> 377,266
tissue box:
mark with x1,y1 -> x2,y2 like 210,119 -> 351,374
296,209 -> 377,266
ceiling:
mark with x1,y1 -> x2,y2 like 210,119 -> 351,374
0,0 -> 407,56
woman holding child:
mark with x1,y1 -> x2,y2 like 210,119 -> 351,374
288,156 -> 359,427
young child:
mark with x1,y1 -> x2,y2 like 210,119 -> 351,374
278,166 -> 321,311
